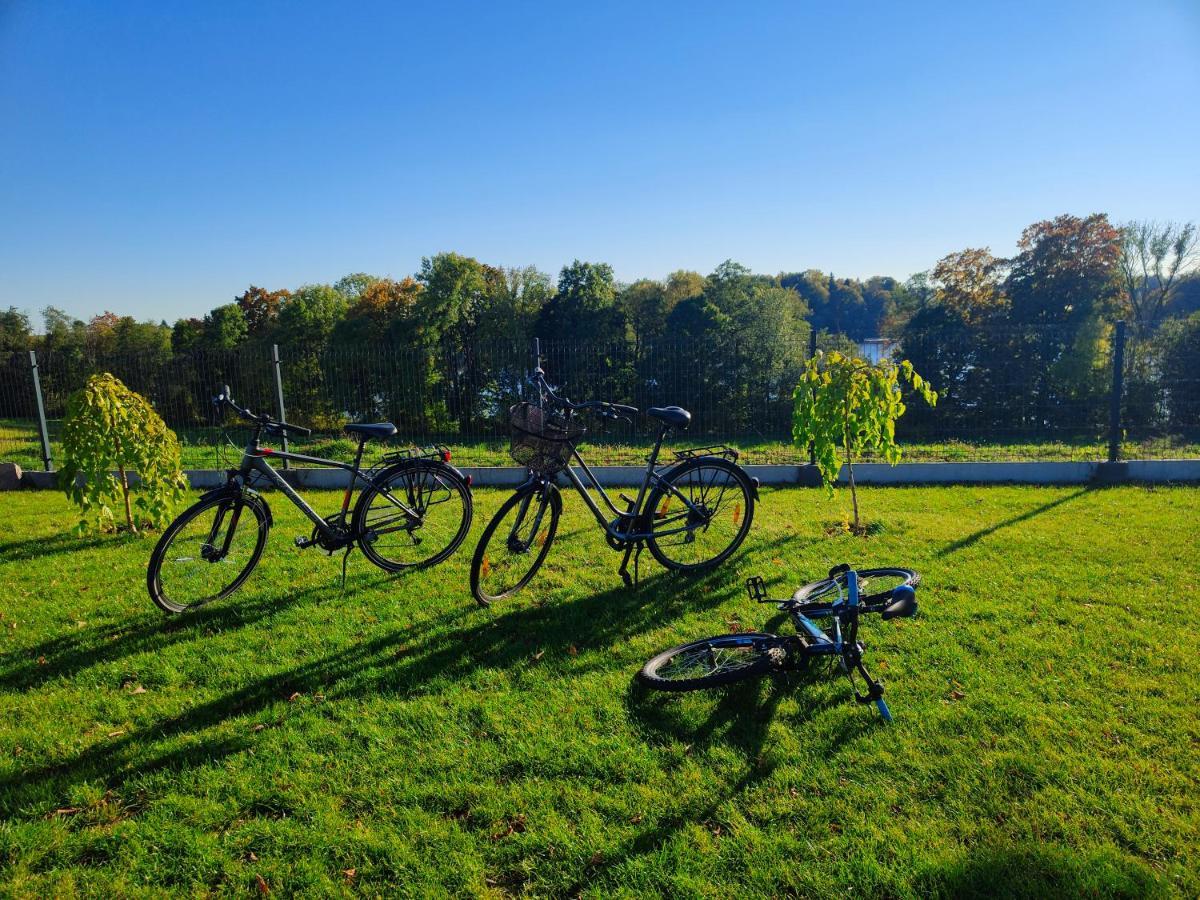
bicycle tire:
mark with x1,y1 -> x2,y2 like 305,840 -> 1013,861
644,457 -> 755,573
147,492 -> 270,614
470,485 -> 561,607
638,632 -> 783,691
353,460 -> 473,571
791,568 -> 921,606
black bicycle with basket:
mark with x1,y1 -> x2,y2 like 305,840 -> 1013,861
469,340 -> 759,605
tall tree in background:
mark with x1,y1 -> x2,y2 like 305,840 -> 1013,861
202,303 -> 249,351
0,307 -> 32,352
1004,213 -> 1123,429
235,285 -> 290,338
1118,220 -> 1199,336
931,248 -> 1008,323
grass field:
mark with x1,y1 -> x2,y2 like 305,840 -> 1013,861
3,418 -> 1199,471
1,485 -> 1198,896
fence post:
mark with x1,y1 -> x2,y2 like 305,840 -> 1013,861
1107,320 -> 1126,463
271,344 -> 290,468
807,329 -> 817,466
28,350 -> 52,471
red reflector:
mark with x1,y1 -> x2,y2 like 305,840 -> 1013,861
465,475 -> 473,486
442,450 -> 452,462
262,448 -> 275,454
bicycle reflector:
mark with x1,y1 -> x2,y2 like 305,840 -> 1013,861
442,449 -> 452,462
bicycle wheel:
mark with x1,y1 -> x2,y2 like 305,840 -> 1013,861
638,632 -> 784,691
645,458 -> 755,572
792,568 -> 920,606
147,493 -> 270,614
354,461 -> 473,571
470,486 -> 561,607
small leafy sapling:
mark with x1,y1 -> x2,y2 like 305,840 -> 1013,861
792,352 -> 937,532
59,373 -> 188,533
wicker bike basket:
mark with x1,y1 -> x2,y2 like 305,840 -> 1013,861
509,402 -> 584,474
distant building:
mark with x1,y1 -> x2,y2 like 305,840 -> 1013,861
857,338 -> 898,364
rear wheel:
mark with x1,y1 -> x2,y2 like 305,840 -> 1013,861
645,458 -> 755,572
470,486 -> 561,607
147,493 -> 270,614
354,461 -> 473,571
638,632 -> 784,691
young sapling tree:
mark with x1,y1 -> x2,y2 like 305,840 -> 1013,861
792,351 -> 937,532
60,373 -> 188,533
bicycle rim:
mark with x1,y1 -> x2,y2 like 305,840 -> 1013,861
639,633 -> 780,691
647,463 -> 753,570
150,498 -> 267,612
471,490 -> 558,604
358,464 -> 471,569
791,568 -> 920,605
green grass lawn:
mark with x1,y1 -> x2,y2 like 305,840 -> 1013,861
3,418 -> 1198,470
1,485 -> 1198,896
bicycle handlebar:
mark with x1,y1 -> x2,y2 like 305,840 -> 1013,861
213,386 -> 313,437
531,366 -> 638,422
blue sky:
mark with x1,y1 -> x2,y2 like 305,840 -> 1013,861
1,0 -> 1197,324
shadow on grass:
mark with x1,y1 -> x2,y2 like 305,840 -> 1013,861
914,842 -> 1161,898
0,566 -> 742,819
0,531 -> 141,563
938,488 -> 1091,557
0,567 -> 422,691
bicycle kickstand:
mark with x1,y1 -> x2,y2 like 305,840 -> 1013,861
618,541 -> 645,589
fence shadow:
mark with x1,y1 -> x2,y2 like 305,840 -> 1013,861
938,488 -> 1091,557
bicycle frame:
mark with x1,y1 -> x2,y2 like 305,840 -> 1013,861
231,433 -> 420,542
517,431 -> 714,545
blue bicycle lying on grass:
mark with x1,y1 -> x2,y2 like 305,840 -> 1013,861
637,564 -> 920,721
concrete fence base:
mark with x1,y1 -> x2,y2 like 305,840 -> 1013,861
12,459 -> 1200,491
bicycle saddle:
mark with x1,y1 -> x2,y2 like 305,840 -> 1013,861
647,406 -> 691,429
881,584 -> 918,620
344,422 -> 398,440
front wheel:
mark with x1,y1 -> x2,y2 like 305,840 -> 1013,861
147,492 -> 270,614
638,632 -> 785,691
470,485 -> 561,607
354,460 -> 473,571
645,458 -> 756,573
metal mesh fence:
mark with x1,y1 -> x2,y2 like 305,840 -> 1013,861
1,320 -> 1197,470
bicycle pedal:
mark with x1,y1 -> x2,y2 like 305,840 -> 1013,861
294,535 -> 316,549
746,575 -> 768,603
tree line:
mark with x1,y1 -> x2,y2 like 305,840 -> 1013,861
1,213 -> 1196,439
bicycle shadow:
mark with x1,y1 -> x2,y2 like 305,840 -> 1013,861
0,568 -> 739,818
0,566 -> 422,692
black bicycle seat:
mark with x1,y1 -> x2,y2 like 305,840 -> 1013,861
647,406 -> 691,429
344,422 -> 398,440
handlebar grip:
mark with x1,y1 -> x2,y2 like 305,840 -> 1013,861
271,421 -> 312,437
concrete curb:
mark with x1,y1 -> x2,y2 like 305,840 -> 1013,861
14,459 -> 1200,490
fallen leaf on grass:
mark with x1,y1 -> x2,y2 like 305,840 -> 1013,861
589,851 -> 604,866
342,868 -> 356,882
252,724 -> 266,733
531,650 -> 545,662
287,692 -> 302,703
568,645 -> 578,657
47,807 -> 81,819
107,730 -> 126,738
255,873 -> 270,894
130,685 -> 147,695
948,690 -> 965,701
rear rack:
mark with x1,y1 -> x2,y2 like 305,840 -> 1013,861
673,444 -> 739,463
380,444 -> 453,465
